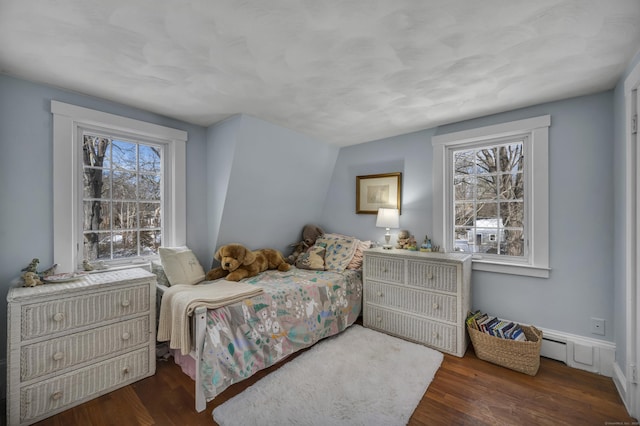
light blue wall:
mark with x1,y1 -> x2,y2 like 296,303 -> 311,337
207,114 -> 340,262
321,128 -> 434,244
323,91 -> 616,340
0,74 -> 208,393
205,115 -> 241,265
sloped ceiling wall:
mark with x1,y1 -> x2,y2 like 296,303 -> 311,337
205,114 -> 339,265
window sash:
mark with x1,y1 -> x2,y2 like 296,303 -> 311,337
449,138 -> 529,262
80,131 -> 165,264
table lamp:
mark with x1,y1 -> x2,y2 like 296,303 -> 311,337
376,208 -> 400,249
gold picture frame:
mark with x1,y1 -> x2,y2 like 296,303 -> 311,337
356,172 -> 402,214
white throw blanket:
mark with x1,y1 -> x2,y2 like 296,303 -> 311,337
157,281 -> 263,355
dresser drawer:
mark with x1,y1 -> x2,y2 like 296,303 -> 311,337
364,305 -> 457,354
364,255 -> 404,284
19,347 -> 150,423
407,260 -> 458,292
365,281 -> 457,322
20,283 -> 150,340
21,316 -> 150,382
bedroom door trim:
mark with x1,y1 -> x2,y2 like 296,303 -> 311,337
624,60 -> 640,418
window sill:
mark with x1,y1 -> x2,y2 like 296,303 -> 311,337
79,260 -> 154,274
471,258 -> 550,278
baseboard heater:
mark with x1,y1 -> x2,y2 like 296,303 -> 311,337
540,336 -> 568,363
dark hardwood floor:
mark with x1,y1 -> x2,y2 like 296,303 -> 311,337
28,346 -> 636,426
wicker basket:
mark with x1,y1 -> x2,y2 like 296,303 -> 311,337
467,324 -> 543,376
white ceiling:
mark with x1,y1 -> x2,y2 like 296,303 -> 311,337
1,1 -> 639,146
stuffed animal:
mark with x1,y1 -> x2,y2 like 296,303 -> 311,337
40,263 -> 58,277
287,240 -> 309,264
206,244 -> 291,282
395,230 -> 411,249
22,271 -> 43,287
287,224 -> 325,264
302,224 -> 324,246
21,258 -> 39,273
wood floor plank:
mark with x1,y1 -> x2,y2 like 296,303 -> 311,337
26,346 -> 636,426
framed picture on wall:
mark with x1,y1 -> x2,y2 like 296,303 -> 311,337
356,172 -> 402,214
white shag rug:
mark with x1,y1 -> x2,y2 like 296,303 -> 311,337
213,325 -> 444,426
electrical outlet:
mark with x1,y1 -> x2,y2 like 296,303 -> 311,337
591,317 -> 605,335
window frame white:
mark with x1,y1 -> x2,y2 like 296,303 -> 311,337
432,115 -> 550,278
52,101 -> 187,272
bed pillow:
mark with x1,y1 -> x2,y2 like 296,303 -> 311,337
316,233 -> 359,272
295,243 -> 327,270
151,260 -> 172,287
158,246 -> 205,285
347,240 -> 372,270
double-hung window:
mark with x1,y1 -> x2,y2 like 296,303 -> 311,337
52,101 -> 187,272
432,115 -> 550,278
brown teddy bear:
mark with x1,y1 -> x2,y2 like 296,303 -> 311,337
206,244 -> 291,282
287,224 -> 325,264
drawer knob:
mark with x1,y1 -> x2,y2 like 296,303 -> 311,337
376,316 -> 382,322
51,391 -> 63,401
376,291 -> 383,297
52,312 -> 65,322
121,332 -> 131,341
123,367 -> 130,375
121,299 -> 131,307
432,331 -> 439,338
52,351 -> 64,361
433,303 -> 439,310
427,273 -> 434,280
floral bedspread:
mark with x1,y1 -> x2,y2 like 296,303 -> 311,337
199,267 -> 362,400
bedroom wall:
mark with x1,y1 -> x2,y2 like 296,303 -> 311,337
322,91 -> 616,342
0,74 -> 209,399
205,113 -> 340,262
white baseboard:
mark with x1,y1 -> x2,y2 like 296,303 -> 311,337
613,361 -> 630,411
538,327 -> 616,377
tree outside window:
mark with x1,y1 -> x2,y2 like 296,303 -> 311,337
453,141 -> 525,258
82,134 -> 162,262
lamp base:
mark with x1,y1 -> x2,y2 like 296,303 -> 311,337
382,229 -> 392,250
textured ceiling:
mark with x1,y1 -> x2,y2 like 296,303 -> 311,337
1,0 -> 639,146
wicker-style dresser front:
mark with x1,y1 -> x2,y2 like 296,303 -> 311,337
7,268 -> 156,426
363,248 -> 472,357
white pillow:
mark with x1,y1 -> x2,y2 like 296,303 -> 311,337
158,247 -> 205,285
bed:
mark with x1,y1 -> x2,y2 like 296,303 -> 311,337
156,234 -> 368,412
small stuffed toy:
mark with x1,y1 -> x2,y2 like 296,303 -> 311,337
302,224 -> 324,246
22,271 -> 43,287
395,230 -> 411,249
287,241 -> 309,264
40,263 -> 58,277
287,224 -> 325,264
21,258 -> 39,273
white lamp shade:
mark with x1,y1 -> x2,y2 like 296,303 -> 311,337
376,208 -> 400,229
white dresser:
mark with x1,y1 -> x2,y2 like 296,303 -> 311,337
6,268 -> 156,425
363,248 -> 472,357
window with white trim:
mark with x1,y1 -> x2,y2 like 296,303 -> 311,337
432,115 -> 550,278
52,101 -> 187,272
